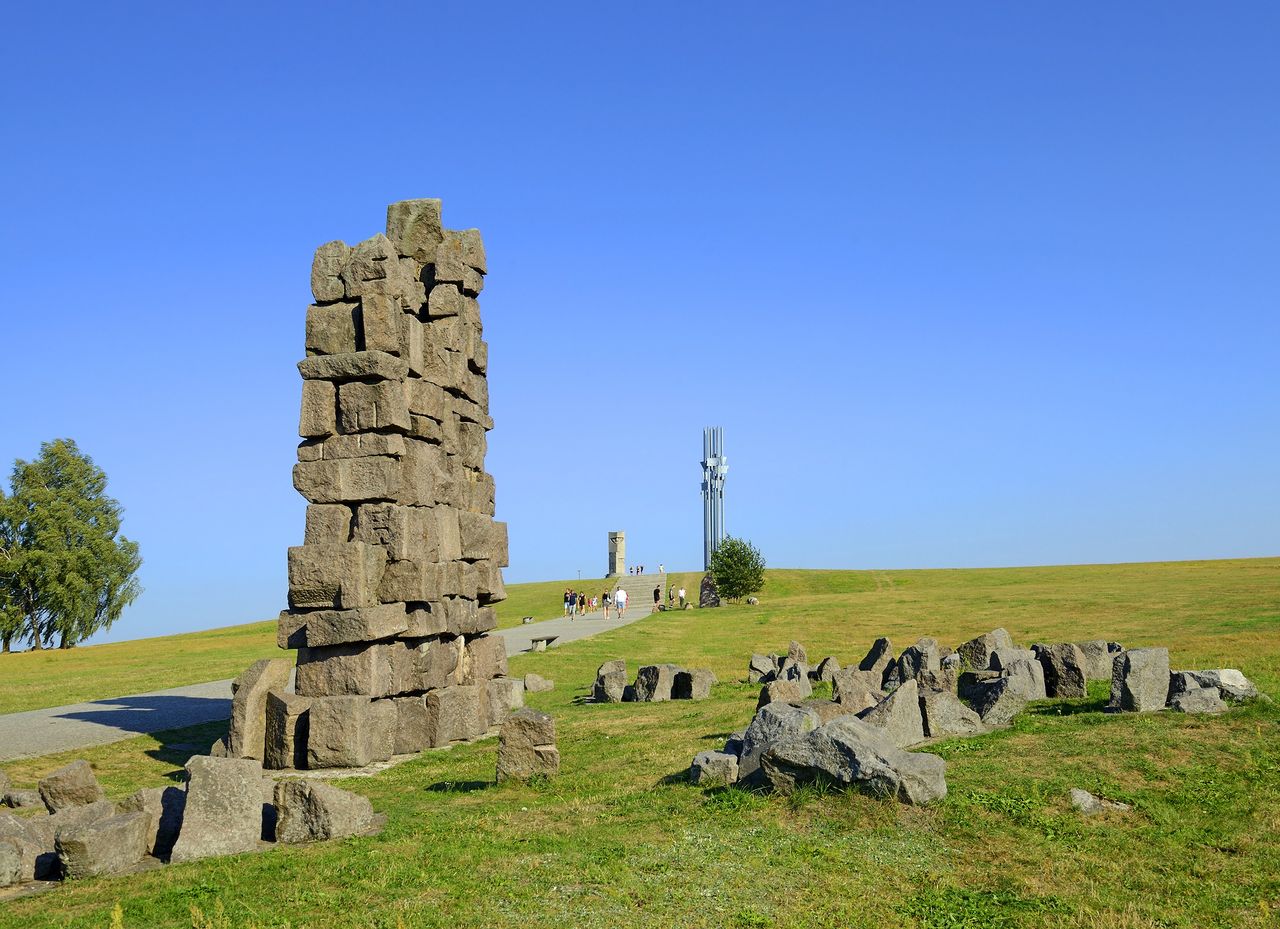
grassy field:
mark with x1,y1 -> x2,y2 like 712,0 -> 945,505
2,558 -> 1279,928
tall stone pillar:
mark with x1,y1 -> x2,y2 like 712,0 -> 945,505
607,531 -> 626,577
269,199 -> 520,769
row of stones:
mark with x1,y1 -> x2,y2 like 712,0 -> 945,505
0,758 -> 375,886
590,660 -> 716,703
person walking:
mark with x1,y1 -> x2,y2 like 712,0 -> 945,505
678,586 -> 686,608
602,591 -> 611,619
659,563 -> 664,574
653,584 -> 661,612
615,586 -> 628,618
563,588 -> 571,617
578,591 -> 586,617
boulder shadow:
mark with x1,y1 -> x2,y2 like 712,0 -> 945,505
424,780 -> 491,794
1025,696 -> 1110,717
58,694 -> 232,736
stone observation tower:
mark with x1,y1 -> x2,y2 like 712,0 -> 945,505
607,531 -> 626,576
701,426 -> 728,570
266,198 -> 521,770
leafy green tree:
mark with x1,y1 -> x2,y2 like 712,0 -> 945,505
0,439 -> 142,650
709,536 -> 766,602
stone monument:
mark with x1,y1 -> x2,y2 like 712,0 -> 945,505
607,531 -> 626,577
265,198 -> 521,769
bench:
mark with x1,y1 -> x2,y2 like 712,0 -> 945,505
529,635 -> 559,652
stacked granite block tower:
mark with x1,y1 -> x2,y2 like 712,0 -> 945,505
266,199 -> 520,770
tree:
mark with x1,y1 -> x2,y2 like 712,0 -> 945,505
0,439 -> 142,650
709,536 -> 766,602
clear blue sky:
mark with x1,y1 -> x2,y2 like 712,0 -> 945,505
3,2 -> 1277,644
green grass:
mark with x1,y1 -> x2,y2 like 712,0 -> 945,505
2,558 -> 1280,928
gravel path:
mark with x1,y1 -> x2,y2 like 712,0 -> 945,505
0,604 -> 656,762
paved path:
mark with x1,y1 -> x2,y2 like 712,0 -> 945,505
0,601 -> 659,763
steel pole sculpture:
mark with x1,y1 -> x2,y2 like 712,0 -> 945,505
701,426 -> 728,570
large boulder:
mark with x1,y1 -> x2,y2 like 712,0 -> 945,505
306,696 -> 396,766
274,780 -> 374,843
1179,669 -> 1262,703
989,647 -> 1037,671
760,717 -> 947,805
424,685 -> 487,746
633,664 -> 681,702
777,657 -> 809,684
919,690 -> 984,738
1169,686 -> 1226,714
738,703 -> 822,784
118,786 -> 186,860
1107,648 -> 1170,713
787,641 -> 808,664
1034,643 -> 1088,698
0,837 -> 19,887
496,709 -> 559,783
264,691 -> 311,770
228,658 -> 293,760
487,677 -> 526,729
4,800 -> 116,880
955,628 -> 1014,671
593,660 -> 627,703
524,673 -> 554,693
858,678 -> 925,748
831,669 -> 882,712
747,653 -> 776,684
4,789 -> 43,810
915,668 -> 958,695
56,811 -> 149,880
756,678 -> 810,710
897,638 -> 941,680
1074,640 -> 1112,680
673,669 -> 716,700
169,756 -> 267,862
689,751 -> 739,787
811,657 -> 841,683
857,637 -> 894,677
1002,659 -> 1047,701
38,760 -> 105,813
969,678 -> 1028,726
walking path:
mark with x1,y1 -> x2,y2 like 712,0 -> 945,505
0,577 -> 668,763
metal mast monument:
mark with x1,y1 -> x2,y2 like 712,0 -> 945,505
701,427 -> 728,570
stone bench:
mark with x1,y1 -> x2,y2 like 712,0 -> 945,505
529,635 -> 559,653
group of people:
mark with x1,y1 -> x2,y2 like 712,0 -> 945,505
652,584 -> 688,610
563,586 -> 631,621
628,563 -> 663,576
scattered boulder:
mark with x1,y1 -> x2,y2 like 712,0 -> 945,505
699,574 -> 720,608
1169,686 -> 1226,714
919,690 -> 984,738
757,678 -> 811,710
56,811 -> 149,880
1179,669 -> 1262,703
4,789 -> 43,809
858,637 -> 894,677
811,657 -> 841,682
747,653 -> 776,684
881,662 -> 902,691
228,658 -> 293,760
940,652 -> 962,671
689,751 -> 739,786
1074,640 -> 1112,680
738,702 -> 822,784
1033,643 -> 1088,698
1002,659 -> 1048,701
1107,647 -> 1170,713
915,668 -> 958,695
958,669 -> 1002,702
524,673 -> 554,693
264,692 -> 311,770
38,760 -> 105,813
673,668 -> 716,700
486,678 -> 526,728
169,756 -> 268,863
969,678 -> 1028,726
496,709 -> 559,782
897,637 -> 941,680
118,786 -> 185,860
1070,787 -> 1130,815
989,647 -> 1037,671
831,669 -> 882,712
760,717 -> 947,805
0,837 -> 19,887
593,659 -> 627,703
801,699 -> 858,725
955,628 -> 1014,670
632,664 -> 681,702
787,641 -> 808,664
858,678 -> 925,748
16,800 -> 116,880
274,780 -> 374,843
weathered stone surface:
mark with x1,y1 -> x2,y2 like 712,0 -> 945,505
633,664 -> 682,702
831,668 -> 882,712
312,240 -> 351,302
306,696 -> 395,768
386,199 -> 444,262
690,751 -> 739,787
300,379 -> 337,438
169,756 -> 266,862
593,660 -> 628,703
0,770 -> 8,797
915,668 -> 958,694
787,641 -> 808,663
989,647 -> 1037,671
228,659 -> 292,760
524,673 -> 554,693
859,678 -> 925,748
0,837 -> 19,887
699,574 -> 720,608
295,641 -> 411,697
337,379 -> 410,434
756,678 -> 808,710
812,657 -> 841,682
389,696 -> 430,754
673,668 -> 716,700
801,699 -> 858,725
0,811 -> 51,881
1181,669 -> 1262,703
1074,640 -> 1112,681
38,760 -> 104,813
287,542 -> 386,609
970,678 -> 1028,726
858,637 -> 894,676
956,628 -> 1014,670
340,234 -> 402,297
1002,659 -> 1047,701
1169,686 -> 1227,714
303,503 -> 351,545
778,657 -> 809,685
496,709 -> 559,783
274,780 -> 374,843
738,702 -> 822,784
919,690 -> 985,738
1107,647 -> 1170,713
298,350 -> 408,382
56,811 -> 148,879
118,786 -> 185,859
424,685 -> 487,746
1034,643 -> 1088,698
1070,787 -> 1130,815
306,302 -> 359,356
760,717 -> 947,805
958,669 -> 1002,702
263,692 -> 311,770
279,603 -> 409,650
898,638 -> 941,680
486,677 -> 525,728
747,654 -> 776,684
465,633 -> 508,684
